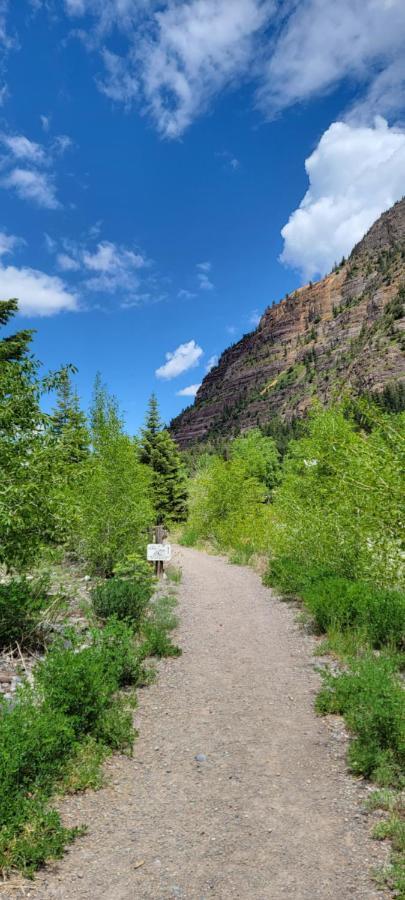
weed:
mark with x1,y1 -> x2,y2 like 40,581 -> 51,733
166,566 -> 182,584
142,595 -> 181,658
59,737 -> 110,793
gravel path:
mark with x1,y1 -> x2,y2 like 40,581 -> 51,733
10,546 -> 388,900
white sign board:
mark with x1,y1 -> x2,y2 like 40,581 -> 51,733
147,543 -> 172,562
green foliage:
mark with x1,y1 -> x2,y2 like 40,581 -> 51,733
72,376 -> 153,575
303,578 -> 405,649
51,369 -> 89,465
0,577 -> 56,650
229,429 -> 280,492
267,404 -> 404,588
142,595 -> 181,658
183,430 -> 279,558
140,394 -> 188,525
316,654 -> 405,785
0,300 -> 74,570
0,619 -> 143,876
91,569 -> 153,627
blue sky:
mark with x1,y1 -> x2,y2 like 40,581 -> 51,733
1,1 -> 405,432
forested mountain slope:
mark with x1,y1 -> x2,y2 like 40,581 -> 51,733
171,198 -> 405,447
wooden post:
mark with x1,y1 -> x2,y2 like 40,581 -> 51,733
155,524 -> 164,578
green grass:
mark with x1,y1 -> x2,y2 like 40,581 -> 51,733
166,566 -> 182,584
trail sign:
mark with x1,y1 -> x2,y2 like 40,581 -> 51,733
147,543 -> 172,563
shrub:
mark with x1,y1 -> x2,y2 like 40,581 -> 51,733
36,621 -> 142,738
0,577 -> 53,650
0,620 -> 142,877
91,571 -> 153,628
316,654 -> 405,785
303,578 -> 405,648
142,596 -> 181,659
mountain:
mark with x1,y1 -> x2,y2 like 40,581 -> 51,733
171,198 -> 405,448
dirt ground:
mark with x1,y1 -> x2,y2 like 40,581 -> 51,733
5,546 -> 389,900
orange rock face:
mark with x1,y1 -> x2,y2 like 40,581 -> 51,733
171,199 -> 405,448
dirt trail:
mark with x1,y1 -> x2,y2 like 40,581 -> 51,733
14,546 -> 387,900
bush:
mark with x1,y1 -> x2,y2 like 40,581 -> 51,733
91,571 -> 153,628
0,577 -> 53,650
303,578 -> 405,648
316,654 -> 405,785
0,620 -> 143,877
264,556 -> 332,595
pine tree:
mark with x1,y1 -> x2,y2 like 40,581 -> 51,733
51,369 -> 88,464
139,395 -> 188,525
0,298 -> 33,362
139,393 -> 162,466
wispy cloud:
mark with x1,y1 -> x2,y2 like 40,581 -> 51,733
196,260 -> 214,291
155,339 -> 203,379
249,309 -> 261,327
178,288 -> 197,300
0,167 -> 60,209
0,129 -> 72,209
176,383 -> 201,397
56,0 -> 405,138
205,354 -> 218,372
48,232 -> 165,304
216,150 -> 241,172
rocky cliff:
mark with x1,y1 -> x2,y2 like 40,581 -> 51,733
171,198 -> 405,448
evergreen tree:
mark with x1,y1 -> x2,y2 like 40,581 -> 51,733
51,369 -> 89,464
140,395 -> 188,525
139,393 -> 162,465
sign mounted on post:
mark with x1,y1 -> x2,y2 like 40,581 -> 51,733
147,543 -> 172,563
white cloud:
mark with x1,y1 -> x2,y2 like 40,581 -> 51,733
258,0 -> 405,124
0,263 -> 78,316
0,230 -> 19,256
198,272 -> 214,291
98,49 -> 139,106
249,309 -> 261,327
0,133 -> 47,164
176,383 -> 201,397
0,130 -> 71,208
156,339 -> 203,379
1,167 -> 60,209
40,114 -> 51,132
178,288 -> 196,299
138,0 -> 270,138
196,260 -> 214,291
83,240 -> 145,273
55,0 -> 405,137
46,233 -> 156,300
57,252 -> 81,272
281,117 -> 405,279
205,354 -> 218,372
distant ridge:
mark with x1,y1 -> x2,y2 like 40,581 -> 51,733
171,198 -> 405,448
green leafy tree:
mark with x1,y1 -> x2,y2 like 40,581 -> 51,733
0,299 -> 69,570
73,377 -> 154,575
268,403 -> 404,588
140,395 -> 188,525
230,430 -> 280,493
